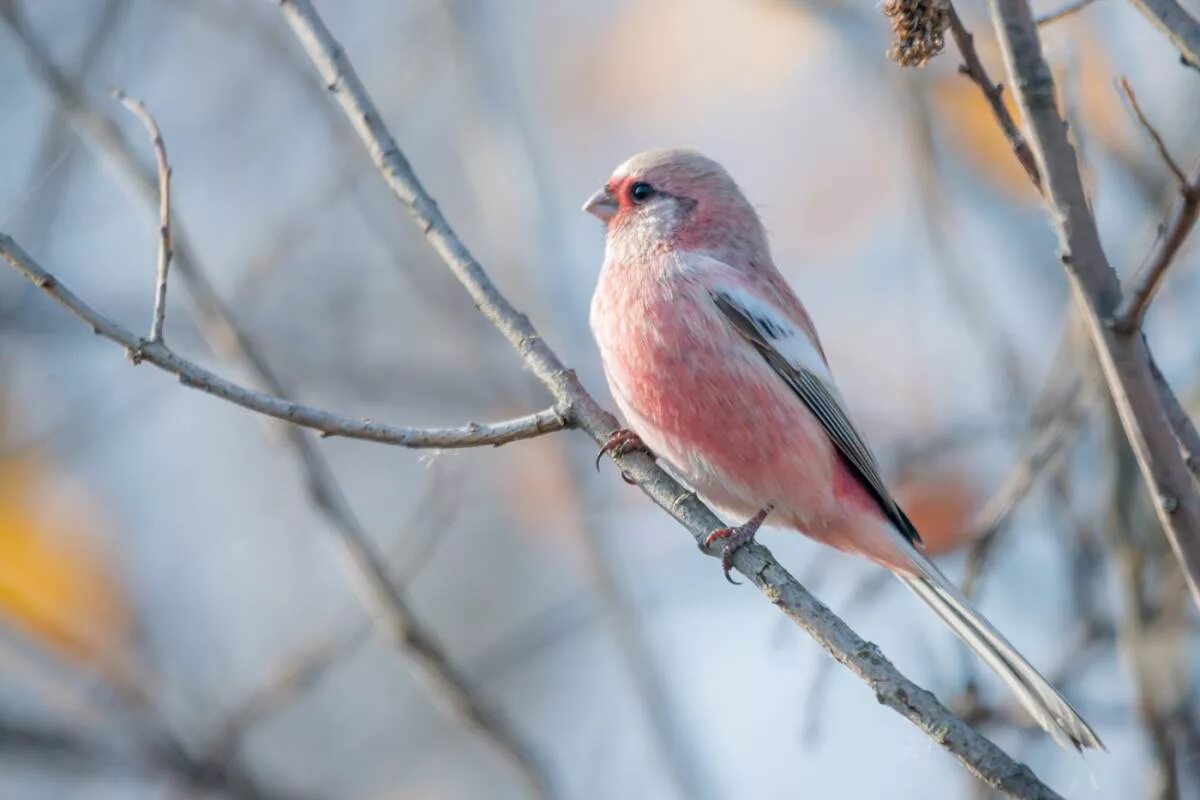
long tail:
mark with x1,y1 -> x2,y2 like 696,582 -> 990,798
896,552 -> 1103,750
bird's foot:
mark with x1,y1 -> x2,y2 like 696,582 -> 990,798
704,504 -> 774,585
595,428 -> 654,473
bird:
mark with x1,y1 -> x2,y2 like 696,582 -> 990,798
583,148 -> 1102,751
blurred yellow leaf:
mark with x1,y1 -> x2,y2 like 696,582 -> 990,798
0,455 -> 130,673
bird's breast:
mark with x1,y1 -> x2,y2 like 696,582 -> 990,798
590,264 -> 834,514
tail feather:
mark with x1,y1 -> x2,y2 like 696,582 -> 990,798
897,555 -> 1103,750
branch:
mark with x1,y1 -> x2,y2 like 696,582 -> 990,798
986,0 -> 1200,613
1111,80 -> 1200,330
271,1 -> 1065,795
112,89 -> 172,343
946,5 -> 1200,486
1035,0 -> 1101,27
1118,77 -> 1190,188
1114,164 -> 1200,330
0,240 -> 566,448
1126,0 -> 1200,69
1150,358 -> 1200,478
946,3 -> 1043,192
0,9 -> 560,798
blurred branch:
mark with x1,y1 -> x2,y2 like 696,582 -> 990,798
206,471 -> 459,761
1126,0 -> 1200,69
1112,80 -> 1200,332
0,0 -> 124,327
0,9 -> 561,798
946,3 -> 1042,192
112,89 -> 173,343
0,715 -> 311,799
208,621 -> 372,764
905,77 -> 1030,403
271,1 -> 1065,796
0,631 -> 309,800
0,237 -> 562,800
985,0 -> 1200,612
1035,0 -> 1100,26
1105,411 -> 1185,800
962,322 -> 1097,597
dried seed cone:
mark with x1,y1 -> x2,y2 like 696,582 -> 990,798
884,0 -> 949,68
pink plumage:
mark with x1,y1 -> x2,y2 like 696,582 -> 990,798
584,149 -> 1101,750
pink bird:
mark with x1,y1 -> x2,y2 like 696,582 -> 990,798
584,149 -> 1101,750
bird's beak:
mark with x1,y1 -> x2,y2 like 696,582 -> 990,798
583,187 -> 617,222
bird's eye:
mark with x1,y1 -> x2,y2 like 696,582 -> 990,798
629,182 -> 655,204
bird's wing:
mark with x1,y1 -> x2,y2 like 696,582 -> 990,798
707,280 -> 922,546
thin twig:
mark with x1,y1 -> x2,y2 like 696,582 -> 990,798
1125,0 -> 1200,69
986,0 -> 1200,613
1035,0 -> 1100,27
946,2 -> 1043,192
0,11 -> 561,798
1118,78 -> 1190,188
272,1 -> 1064,795
1113,159 -> 1200,332
1111,78 -> 1200,331
112,89 -> 172,342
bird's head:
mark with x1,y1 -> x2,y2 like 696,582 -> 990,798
583,149 -> 768,262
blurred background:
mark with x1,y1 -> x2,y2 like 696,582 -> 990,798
1,0 -> 1198,797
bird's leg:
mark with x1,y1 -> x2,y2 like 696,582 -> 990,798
704,503 -> 775,585
595,428 -> 654,472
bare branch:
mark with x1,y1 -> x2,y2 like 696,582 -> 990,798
112,89 -> 172,343
1036,0 -> 1101,27
0,11 -> 561,797
947,0 -> 1200,499
946,3 -> 1043,192
1150,358 -> 1200,478
0,240 -> 566,448
272,1 -> 1065,795
986,0 -> 1200,612
1126,0 -> 1200,69
1111,78 -> 1200,332
1113,158 -> 1200,332
1118,78 -> 1190,188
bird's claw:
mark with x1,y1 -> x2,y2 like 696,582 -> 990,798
703,504 -> 773,585
703,525 -> 757,585
595,428 -> 653,472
